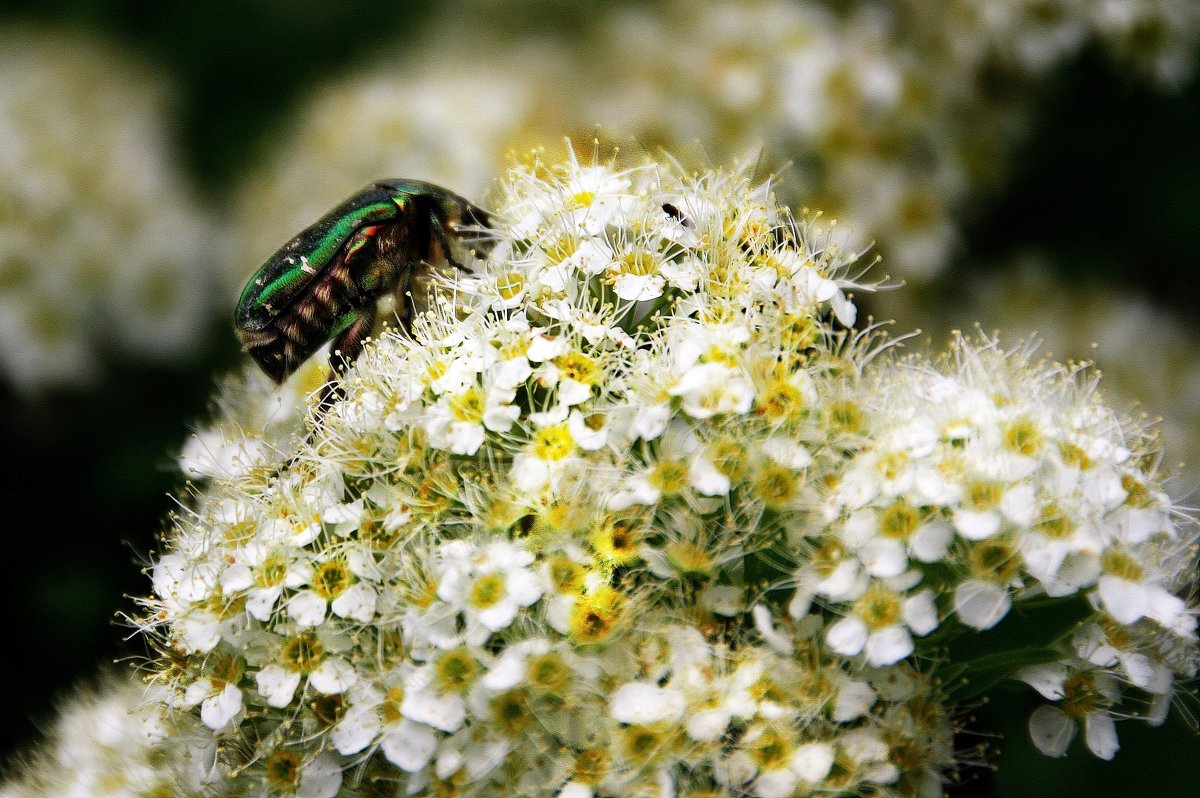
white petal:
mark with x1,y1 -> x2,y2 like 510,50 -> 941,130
832,679 -> 876,722
331,582 -> 378,623
246,585 -> 282,621
1082,469 -> 1127,509
752,604 -> 794,654
200,683 -> 242,730
401,690 -> 466,732
815,560 -> 865,601
256,665 -> 301,708
859,538 -> 907,578
825,616 -> 868,656
686,708 -> 732,742
1029,705 -> 1075,757
310,658 -> 358,694
863,626 -> 913,666
181,612 -> 221,654
954,580 -> 1011,630
221,563 -> 253,593
1017,664 -> 1069,700
953,509 -> 1001,540
297,753 -> 343,798
903,590 -> 939,636
287,590 -> 328,628
609,682 -> 685,724
689,457 -> 731,496
910,522 -> 953,562
435,749 -> 464,780
791,742 -> 834,782
761,437 -> 811,469
482,652 -> 528,692
754,769 -> 797,798
999,483 -> 1037,526
1097,575 -> 1148,624
332,705 -> 382,755
558,782 -> 595,798
1084,712 -> 1119,760
1144,585 -> 1187,629
382,719 -> 438,772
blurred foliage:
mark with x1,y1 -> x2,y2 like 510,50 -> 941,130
0,3 -> 1196,798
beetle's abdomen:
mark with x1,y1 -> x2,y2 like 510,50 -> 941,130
236,260 -> 359,383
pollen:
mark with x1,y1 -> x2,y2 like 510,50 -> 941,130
434,647 -> 481,693
380,684 -> 405,724
1003,418 -> 1042,456
568,190 -> 596,209
825,400 -> 865,434
569,586 -> 623,645
547,556 -> 587,594
1058,441 -> 1092,470
469,572 -> 507,610
543,236 -> 579,264
650,459 -> 689,496
255,554 -> 288,588
491,689 -> 534,736
557,350 -> 599,384
966,480 -> 1003,510
708,437 -> 749,481
264,749 -> 301,791
756,377 -> 805,421
281,632 -> 324,673
591,516 -> 643,565
968,537 -> 1020,582
527,651 -> 571,694
312,560 -> 351,600
620,724 -> 670,766
532,423 -> 575,461
619,248 -> 658,277
1034,503 -> 1074,539
879,500 -> 920,539
1101,549 -> 1144,582
665,540 -> 713,576
750,727 -> 795,770
854,583 -> 903,630
753,462 -> 799,509
451,386 -> 485,423
496,271 -> 526,301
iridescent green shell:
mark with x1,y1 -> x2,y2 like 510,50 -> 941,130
234,183 -> 404,332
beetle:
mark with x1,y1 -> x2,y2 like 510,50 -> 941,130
235,179 -> 493,407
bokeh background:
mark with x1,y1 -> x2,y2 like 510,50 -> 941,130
0,1 -> 1197,796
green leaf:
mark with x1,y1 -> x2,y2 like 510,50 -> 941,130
930,593 -> 1094,702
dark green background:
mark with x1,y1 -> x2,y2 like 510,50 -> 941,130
0,2 -> 1196,796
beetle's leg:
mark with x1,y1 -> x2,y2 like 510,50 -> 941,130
430,210 -> 471,273
313,304 -> 377,418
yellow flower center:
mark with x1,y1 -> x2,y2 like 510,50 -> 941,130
496,271 -> 526,300
1004,418 -> 1042,456
879,500 -> 920,540
532,424 -> 575,461
469,572 -> 507,610
451,387 -> 485,423
854,583 -> 903,630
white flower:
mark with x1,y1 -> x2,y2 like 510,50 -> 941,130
609,682 -> 686,724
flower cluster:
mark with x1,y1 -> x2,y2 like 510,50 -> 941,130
0,672 -> 213,798
141,151 -> 1197,798
0,27 -> 214,393
920,262 -> 1200,487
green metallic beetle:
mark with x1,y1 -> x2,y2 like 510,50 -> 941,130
235,179 -> 493,398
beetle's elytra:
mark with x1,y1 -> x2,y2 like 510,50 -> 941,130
234,179 -> 493,386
